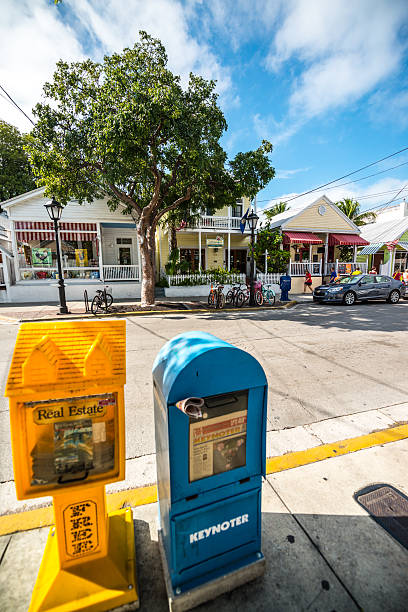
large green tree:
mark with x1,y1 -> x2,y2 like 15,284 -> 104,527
0,120 -> 36,202
336,198 -> 376,226
26,32 -> 275,305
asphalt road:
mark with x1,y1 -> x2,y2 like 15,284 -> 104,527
0,300 -> 407,483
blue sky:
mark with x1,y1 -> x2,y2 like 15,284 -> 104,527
1,0 -> 408,213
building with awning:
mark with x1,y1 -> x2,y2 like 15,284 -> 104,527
265,195 -> 369,291
358,202 -> 408,275
0,187 -> 142,303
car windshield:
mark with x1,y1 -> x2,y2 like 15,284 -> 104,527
336,275 -> 360,284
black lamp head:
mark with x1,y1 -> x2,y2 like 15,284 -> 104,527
44,197 -> 63,222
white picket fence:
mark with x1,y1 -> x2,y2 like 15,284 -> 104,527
166,272 -> 246,286
257,273 -> 281,284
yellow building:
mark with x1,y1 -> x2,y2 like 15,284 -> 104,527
157,197 -> 253,275
267,195 -> 370,292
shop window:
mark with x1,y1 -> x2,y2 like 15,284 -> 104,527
116,238 -> 132,245
17,235 -> 99,281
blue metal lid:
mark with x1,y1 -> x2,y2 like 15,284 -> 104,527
152,331 -> 267,404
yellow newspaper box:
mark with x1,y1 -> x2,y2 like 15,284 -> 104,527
5,320 -> 139,612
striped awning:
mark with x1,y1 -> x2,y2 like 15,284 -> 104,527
15,221 -> 97,242
329,233 -> 369,246
397,242 -> 408,251
283,231 -> 323,244
358,243 -> 384,255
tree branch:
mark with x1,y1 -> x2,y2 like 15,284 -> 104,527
106,181 -> 142,217
155,187 -> 192,223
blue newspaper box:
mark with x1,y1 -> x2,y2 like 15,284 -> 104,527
153,331 -> 267,610
280,274 -> 292,301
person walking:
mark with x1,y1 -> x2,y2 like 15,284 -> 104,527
351,266 -> 362,276
304,269 -> 313,293
329,267 -> 337,283
369,266 -> 377,275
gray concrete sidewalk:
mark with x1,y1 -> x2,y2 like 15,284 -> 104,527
1,439 -> 408,611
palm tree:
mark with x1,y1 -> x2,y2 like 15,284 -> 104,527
264,201 -> 290,220
336,198 -> 376,226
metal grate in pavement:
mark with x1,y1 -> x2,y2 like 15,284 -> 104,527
355,484 -> 408,550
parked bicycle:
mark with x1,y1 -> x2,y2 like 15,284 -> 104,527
91,286 -> 114,315
208,283 -> 225,309
225,283 -> 242,306
236,283 -> 263,308
261,283 -> 276,306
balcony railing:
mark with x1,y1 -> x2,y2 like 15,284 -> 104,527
103,264 -> 140,281
290,262 -> 322,276
325,261 -> 368,275
189,216 -> 244,231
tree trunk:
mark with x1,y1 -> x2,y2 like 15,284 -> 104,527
137,219 -> 156,307
169,224 -> 177,254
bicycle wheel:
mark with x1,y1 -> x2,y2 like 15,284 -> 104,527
217,293 -> 225,309
208,292 -> 216,307
266,290 -> 275,306
236,291 -> 246,307
225,290 -> 234,305
105,293 -> 113,307
91,295 -> 103,315
255,290 -> 263,306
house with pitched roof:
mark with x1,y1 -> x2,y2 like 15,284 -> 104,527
265,195 -> 369,292
359,201 -> 408,275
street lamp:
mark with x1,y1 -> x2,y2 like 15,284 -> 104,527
247,209 -> 259,306
44,197 -> 69,314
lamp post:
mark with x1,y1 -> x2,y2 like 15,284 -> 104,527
44,198 -> 69,314
247,209 -> 259,306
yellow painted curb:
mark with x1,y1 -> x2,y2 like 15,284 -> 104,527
266,423 -> 408,474
1,424 -> 406,537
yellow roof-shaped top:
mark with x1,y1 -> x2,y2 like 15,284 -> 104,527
5,320 -> 126,397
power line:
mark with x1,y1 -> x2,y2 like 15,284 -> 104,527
259,159 -> 408,203
261,145 -> 408,209
363,184 -> 408,213
258,185 -> 408,205
357,187 -> 408,200
0,83 -> 35,126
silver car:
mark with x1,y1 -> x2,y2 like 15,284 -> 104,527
313,274 -> 404,305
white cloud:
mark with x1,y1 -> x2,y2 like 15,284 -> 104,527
267,0 -> 408,121
253,112 -> 302,146
0,0 -> 234,133
275,167 -> 310,179
0,0 -> 84,131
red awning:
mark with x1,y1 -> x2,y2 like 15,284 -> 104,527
283,231 -> 323,244
15,221 -> 97,242
329,233 -> 369,246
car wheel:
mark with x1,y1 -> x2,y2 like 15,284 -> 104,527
343,291 -> 356,306
387,289 -> 400,304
